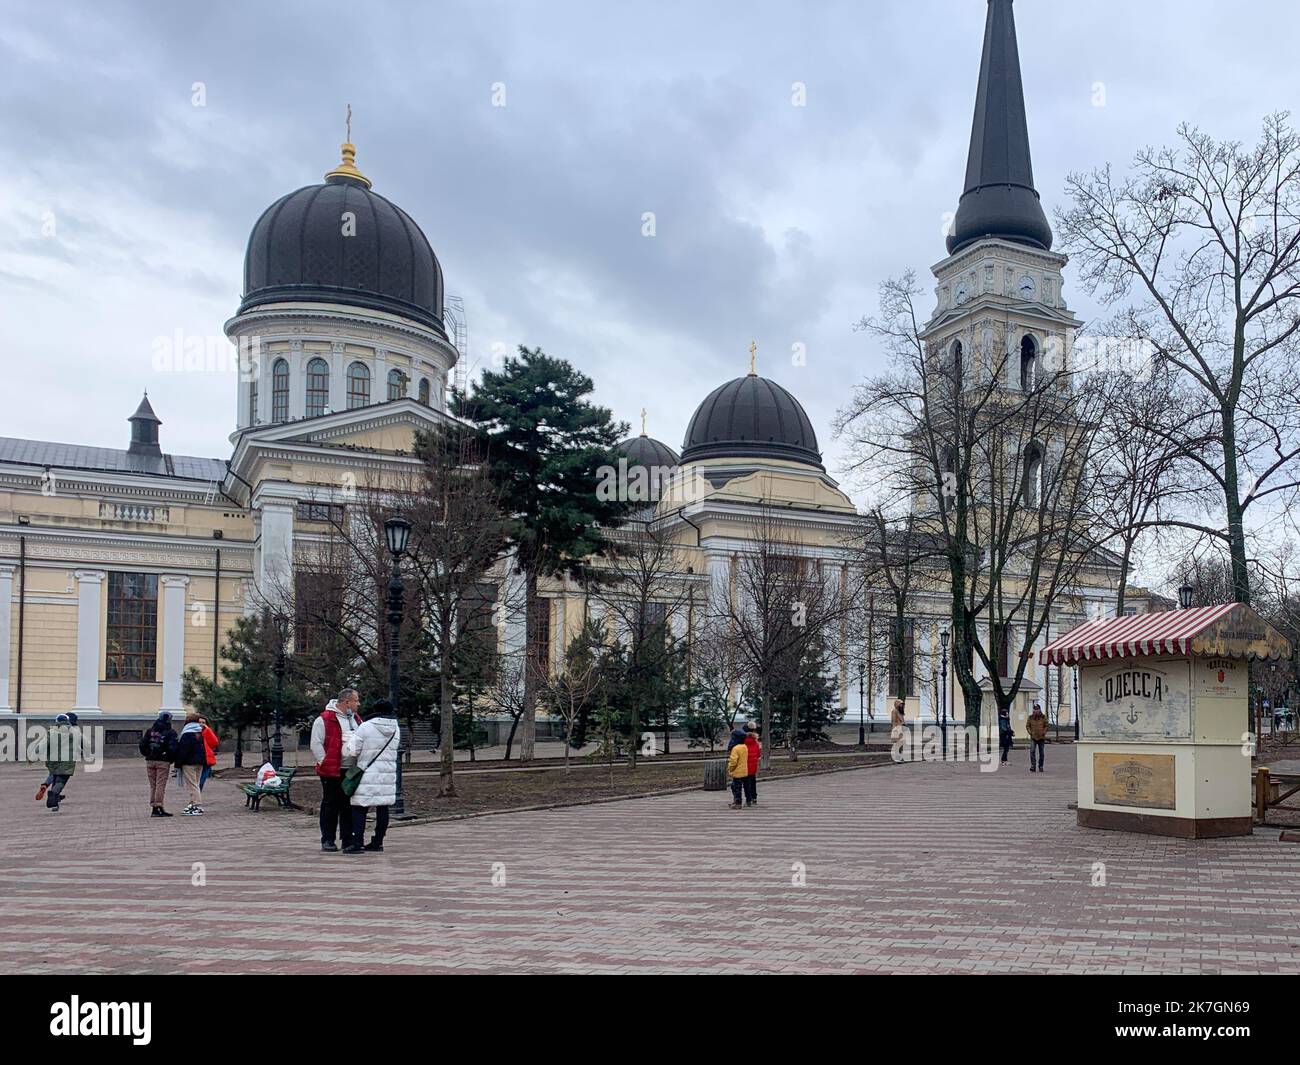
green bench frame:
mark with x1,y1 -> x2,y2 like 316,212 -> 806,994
242,766 -> 298,810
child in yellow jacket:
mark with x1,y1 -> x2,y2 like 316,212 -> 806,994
725,727 -> 749,809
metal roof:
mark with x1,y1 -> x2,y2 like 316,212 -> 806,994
0,436 -> 227,482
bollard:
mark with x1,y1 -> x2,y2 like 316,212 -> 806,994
1256,766 -> 1271,823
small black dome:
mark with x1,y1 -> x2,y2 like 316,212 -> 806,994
680,375 -> 822,469
617,434 -> 680,470
241,169 -> 445,335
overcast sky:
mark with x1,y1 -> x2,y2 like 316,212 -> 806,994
2,0 -> 1295,501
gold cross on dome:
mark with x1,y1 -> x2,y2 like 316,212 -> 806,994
748,340 -> 757,375
346,103 -> 352,143
640,407 -> 647,436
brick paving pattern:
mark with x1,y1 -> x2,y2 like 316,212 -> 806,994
2,752 -> 1298,973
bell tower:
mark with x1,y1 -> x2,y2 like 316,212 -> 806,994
922,0 -> 1080,388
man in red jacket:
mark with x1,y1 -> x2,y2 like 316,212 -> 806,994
742,721 -> 761,807
310,688 -> 363,852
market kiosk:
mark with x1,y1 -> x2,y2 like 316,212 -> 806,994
1039,603 -> 1292,838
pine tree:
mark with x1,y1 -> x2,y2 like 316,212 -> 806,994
456,346 -> 633,759
182,613 -> 316,761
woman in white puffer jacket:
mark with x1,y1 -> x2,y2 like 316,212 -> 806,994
342,699 -> 401,853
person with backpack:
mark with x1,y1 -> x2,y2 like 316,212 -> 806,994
342,699 -> 401,853
174,712 -> 208,815
139,711 -> 178,817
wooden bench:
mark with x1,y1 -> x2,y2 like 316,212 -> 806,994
242,766 -> 298,811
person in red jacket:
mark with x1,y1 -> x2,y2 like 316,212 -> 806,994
310,689 -> 364,852
198,715 -> 220,794
742,721 -> 761,807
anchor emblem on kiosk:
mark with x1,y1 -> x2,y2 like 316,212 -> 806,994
1125,702 -> 1139,725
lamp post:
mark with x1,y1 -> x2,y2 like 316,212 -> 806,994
384,515 -> 412,818
1073,663 -> 1080,742
857,660 -> 866,747
1178,583 -> 1194,610
271,614 -> 287,770
939,628 -> 950,760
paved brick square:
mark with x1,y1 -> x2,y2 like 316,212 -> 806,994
2,752 -> 1298,974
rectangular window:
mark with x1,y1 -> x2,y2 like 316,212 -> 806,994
457,582 -> 499,682
888,618 -> 916,698
249,378 -> 258,425
994,624 -> 1011,678
106,572 -> 158,681
296,501 -> 345,524
528,595 -> 551,680
294,570 -> 344,657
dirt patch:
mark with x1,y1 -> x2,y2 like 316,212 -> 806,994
275,751 -> 895,821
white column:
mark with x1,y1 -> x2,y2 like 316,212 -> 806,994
329,341 -> 346,414
374,348 -> 390,402
160,575 -> 190,710
74,569 -> 106,711
289,339 -> 305,419
257,501 -> 296,608
0,564 -> 13,711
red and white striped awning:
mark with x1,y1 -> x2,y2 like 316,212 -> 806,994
1040,603 -> 1241,666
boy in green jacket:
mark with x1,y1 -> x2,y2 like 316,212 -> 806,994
43,715 -> 79,812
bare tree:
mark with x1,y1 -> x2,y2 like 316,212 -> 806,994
1058,113 -> 1300,605
404,426 -> 507,797
837,273 -> 1110,730
541,618 -> 609,773
708,509 -> 857,768
592,515 -> 695,766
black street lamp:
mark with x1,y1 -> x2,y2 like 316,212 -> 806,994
857,660 -> 866,747
384,515 -> 412,818
1073,663 -> 1080,741
271,613 -> 287,770
939,628 -> 950,760
1178,583 -> 1194,610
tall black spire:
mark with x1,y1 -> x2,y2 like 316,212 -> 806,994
946,0 -> 1052,255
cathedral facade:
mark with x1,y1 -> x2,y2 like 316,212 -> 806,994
0,0 -> 1121,737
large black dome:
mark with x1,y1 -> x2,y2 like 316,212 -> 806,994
240,151 -> 445,335
680,374 -> 822,469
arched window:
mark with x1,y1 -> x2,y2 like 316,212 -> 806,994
248,377 -> 258,426
305,357 -> 330,418
1019,334 -> 1038,391
346,362 -> 370,409
387,368 -> 407,401
418,377 -> 430,405
271,358 -> 290,423
1022,443 -> 1044,508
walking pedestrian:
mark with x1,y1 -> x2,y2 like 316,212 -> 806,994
139,711 -> 178,817
1026,702 -> 1048,773
42,714 -> 79,812
997,706 -> 1014,764
310,688 -> 364,852
890,699 -> 906,742
174,712 -> 208,815
342,699 -> 400,853
198,715 -> 220,793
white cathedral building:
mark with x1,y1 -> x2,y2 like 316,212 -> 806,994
0,0 -> 1122,739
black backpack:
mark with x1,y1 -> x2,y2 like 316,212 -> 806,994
139,727 -> 173,762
